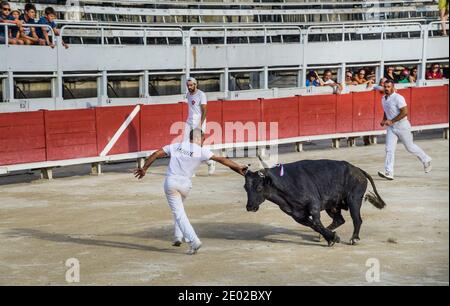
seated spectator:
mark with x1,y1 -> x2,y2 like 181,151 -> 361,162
345,71 -> 358,85
426,63 -> 444,80
318,70 -> 343,93
36,6 -> 68,48
353,68 -> 370,85
305,70 -> 320,87
409,67 -> 418,83
0,1 -> 21,45
19,3 -> 38,45
385,66 -> 399,83
8,9 -> 24,45
398,68 -> 411,84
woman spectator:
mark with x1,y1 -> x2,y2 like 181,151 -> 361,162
385,66 -> 399,83
409,67 -> 418,83
398,68 -> 411,84
426,63 -> 444,80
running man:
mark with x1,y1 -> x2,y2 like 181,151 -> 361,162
134,129 -> 247,255
378,80 -> 432,180
184,77 -> 216,175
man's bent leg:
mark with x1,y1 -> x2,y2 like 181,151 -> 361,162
385,126 -> 398,175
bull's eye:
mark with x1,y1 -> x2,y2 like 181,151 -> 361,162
256,185 -> 263,192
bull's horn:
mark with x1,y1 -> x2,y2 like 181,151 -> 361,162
257,154 -> 271,169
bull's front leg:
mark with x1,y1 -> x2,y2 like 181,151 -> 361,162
309,206 -> 341,247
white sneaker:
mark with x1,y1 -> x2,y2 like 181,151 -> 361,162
378,171 -> 394,180
423,160 -> 432,173
187,240 -> 202,255
208,161 -> 216,176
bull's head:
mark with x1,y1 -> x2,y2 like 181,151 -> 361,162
243,155 -> 272,212
244,169 -> 269,212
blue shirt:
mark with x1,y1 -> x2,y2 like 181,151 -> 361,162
8,16 -> 20,38
306,79 -> 320,87
0,14 -> 8,37
35,16 -> 56,39
19,15 -> 36,37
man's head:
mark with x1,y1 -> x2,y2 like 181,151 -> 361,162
323,70 -> 333,81
44,7 -> 56,21
1,1 -> 10,17
189,128 -> 205,145
383,79 -> 396,95
345,71 -> 353,80
244,169 -> 268,212
186,77 -> 198,94
24,3 -> 36,18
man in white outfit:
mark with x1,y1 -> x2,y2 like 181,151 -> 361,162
378,80 -> 432,180
134,129 -> 247,255
184,77 -> 216,175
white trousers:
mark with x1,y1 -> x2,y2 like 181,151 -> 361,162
164,176 -> 199,244
385,119 -> 431,174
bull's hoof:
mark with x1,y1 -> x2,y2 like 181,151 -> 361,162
327,233 -> 340,247
350,237 -> 360,245
318,234 -> 323,242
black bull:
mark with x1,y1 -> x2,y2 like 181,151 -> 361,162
243,159 -> 386,246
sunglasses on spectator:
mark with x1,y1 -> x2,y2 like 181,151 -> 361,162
2,8 -> 11,11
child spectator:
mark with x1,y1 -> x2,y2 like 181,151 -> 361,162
426,63 -> 444,80
9,9 -> 24,45
398,68 -> 411,84
305,70 -> 320,87
19,2 -> 38,45
36,6 -> 57,47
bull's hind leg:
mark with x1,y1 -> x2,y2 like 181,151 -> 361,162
348,192 -> 365,245
326,208 -> 346,231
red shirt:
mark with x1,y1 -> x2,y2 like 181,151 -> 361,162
426,71 -> 443,80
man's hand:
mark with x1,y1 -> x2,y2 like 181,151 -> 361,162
237,165 -> 249,176
385,120 -> 394,127
380,119 -> 387,127
134,168 -> 147,179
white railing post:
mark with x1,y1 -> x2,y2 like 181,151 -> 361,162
419,24 -> 429,85
185,30 -> 191,80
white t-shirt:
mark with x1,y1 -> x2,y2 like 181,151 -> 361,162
323,79 -> 336,85
185,90 -> 207,125
382,92 -> 408,121
163,142 -> 214,178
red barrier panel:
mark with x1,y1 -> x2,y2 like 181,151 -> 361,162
299,95 -> 336,136
96,105 -> 141,155
336,94 -> 353,133
45,109 -> 97,161
261,96 -> 299,140
410,85 -> 449,126
0,111 -> 46,166
352,91 -> 376,132
222,99 -> 262,143
141,103 -> 184,150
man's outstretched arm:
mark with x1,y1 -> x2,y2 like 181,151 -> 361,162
134,149 -> 168,179
211,155 -> 248,176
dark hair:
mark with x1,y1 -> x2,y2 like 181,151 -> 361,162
384,79 -> 395,86
323,69 -> 332,75
190,128 -> 204,141
44,6 -> 56,16
1,1 -> 9,9
24,3 -> 36,12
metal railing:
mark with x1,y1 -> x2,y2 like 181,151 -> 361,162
1,23 -> 54,46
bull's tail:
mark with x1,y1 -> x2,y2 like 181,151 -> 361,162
359,168 -> 387,209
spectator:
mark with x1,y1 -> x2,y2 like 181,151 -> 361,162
344,70 -> 358,85
305,70 -> 320,87
0,1 -> 21,45
318,70 -> 343,93
398,68 -> 411,84
353,68 -> 367,84
426,63 -> 444,80
8,9 -> 24,45
409,67 -> 418,83
385,66 -> 399,83
36,6 -> 68,48
19,2 -> 38,45
439,0 -> 449,36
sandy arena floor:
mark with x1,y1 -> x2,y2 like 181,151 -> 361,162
0,134 -> 448,285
